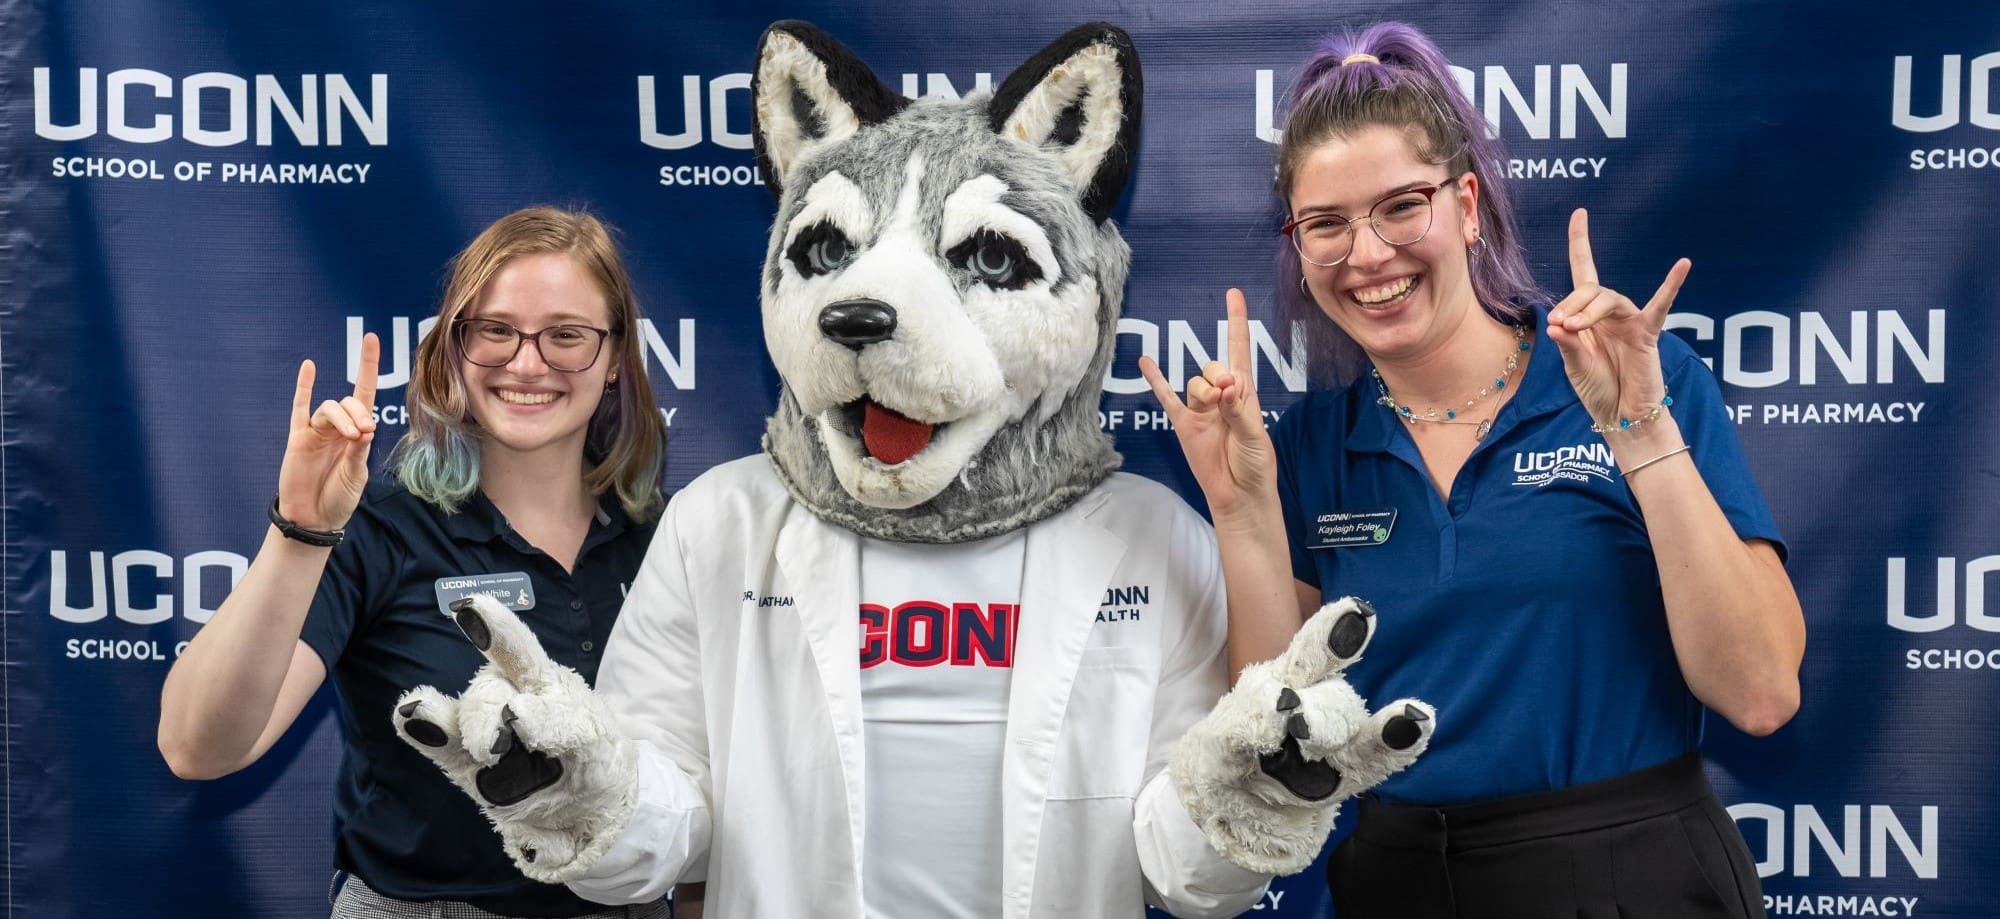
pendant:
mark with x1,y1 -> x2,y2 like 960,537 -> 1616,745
1474,418 -> 1493,441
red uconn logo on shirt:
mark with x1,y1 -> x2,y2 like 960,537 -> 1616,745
859,601 -> 1017,669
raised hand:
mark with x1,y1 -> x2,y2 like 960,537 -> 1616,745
393,595 -> 638,883
1546,209 -> 1690,430
276,333 -> 380,532
1171,598 -> 1435,875
1137,289 -> 1276,520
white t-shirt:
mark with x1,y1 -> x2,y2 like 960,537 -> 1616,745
857,529 -> 1025,919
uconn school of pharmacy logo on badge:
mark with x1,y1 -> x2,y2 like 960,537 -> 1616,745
1510,442 -> 1615,488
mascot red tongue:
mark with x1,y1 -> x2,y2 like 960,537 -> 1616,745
861,401 -> 932,465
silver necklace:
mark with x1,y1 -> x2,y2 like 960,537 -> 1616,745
1371,325 -> 1530,442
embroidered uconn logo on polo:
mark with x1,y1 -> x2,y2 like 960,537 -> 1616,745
1511,442 -> 1615,488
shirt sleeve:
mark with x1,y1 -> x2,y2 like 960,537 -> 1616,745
1269,399 -> 1321,590
566,488 -> 713,902
298,498 -> 393,671
1660,336 -> 1787,560
1132,498 -> 1273,917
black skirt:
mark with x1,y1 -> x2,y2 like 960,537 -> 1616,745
1327,753 -> 1764,919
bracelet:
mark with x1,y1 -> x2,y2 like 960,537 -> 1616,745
1621,444 -> 1692,479
1590,390 -> 1674,435
268,495 -> 345,547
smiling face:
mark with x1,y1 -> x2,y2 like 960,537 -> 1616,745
1289,124 -> 1483,365
458,251 -> 617,462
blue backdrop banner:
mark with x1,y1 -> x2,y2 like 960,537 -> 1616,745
4,1 -> 1996,916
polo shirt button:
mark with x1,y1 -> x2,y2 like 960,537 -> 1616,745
581,641 -> 596,653
570,600 -> 584,611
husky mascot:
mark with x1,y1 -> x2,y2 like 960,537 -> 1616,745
394,21 -> 1434,917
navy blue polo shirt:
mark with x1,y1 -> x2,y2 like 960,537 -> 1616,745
1272,307 -> 1783,806
300,481 -> 657,917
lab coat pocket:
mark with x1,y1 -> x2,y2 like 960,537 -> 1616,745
1048,645 -> 1153,800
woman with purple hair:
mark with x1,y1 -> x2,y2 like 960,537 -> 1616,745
1143,23 -> 1801,916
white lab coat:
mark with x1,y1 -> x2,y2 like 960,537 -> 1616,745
567,456 -> 1271,918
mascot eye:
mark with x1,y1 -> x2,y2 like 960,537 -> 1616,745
946,230 -> 1043,290
786,221 -> 859,278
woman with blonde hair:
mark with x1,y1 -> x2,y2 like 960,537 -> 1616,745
160,206 -> 669,918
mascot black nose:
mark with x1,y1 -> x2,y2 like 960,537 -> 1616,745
820,300 -> 898,349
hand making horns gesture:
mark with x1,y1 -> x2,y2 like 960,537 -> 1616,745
276,333 -> 380,533
1546,209 -> 1692,431
1137,288 -> 1277,519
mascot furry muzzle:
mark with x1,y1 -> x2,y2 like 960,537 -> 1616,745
753,20 -> 1139,543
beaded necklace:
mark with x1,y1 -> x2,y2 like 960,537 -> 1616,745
1371,324 -> 1530,442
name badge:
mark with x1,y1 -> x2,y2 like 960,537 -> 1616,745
1308,509 -> 1397,549
433,572 -> 536,616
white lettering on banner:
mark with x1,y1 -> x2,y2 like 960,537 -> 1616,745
1255,63 -> 1626,143
656,164 -> 766,187
1101,318 -> 1306,395
1665,310 -> 1945,387
1451,64 -> 1628,140
1746,402 -> 1926,425
1507,156 -> 1606,179
1891,53 -> 2000,132
1907,146 -> 2000,170
1885,557 -> 2000,633
34,68 -> 387,145
642,72 -> 989,187
1729,804 -> 1939,880
215,162 -> 373,183
1246,889 -> 1285,910
350,316 -> 696,392
65,639 -> 185,661
47,549 -> 248,625
1764,894 -> 1922,916
898,72 -> 994,101
638,75 -> 753,150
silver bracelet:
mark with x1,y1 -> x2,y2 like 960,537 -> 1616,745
1621,443 -> 1692,479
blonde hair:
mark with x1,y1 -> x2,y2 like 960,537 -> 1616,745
390,206 -> 667,520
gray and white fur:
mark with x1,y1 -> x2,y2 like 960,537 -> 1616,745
752,21 -> 1138,543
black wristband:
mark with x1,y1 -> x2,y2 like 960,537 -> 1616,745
268,495 -> 345,547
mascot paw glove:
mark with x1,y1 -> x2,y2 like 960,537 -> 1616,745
1170,596 -> 1435,876
393,593 -> 638,884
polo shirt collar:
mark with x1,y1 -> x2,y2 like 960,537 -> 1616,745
1343,303 -> 1566,455
441,489 -> 512,543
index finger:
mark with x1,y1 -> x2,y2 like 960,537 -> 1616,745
449,593 -> 560,689
1567,208 -> 1598,289
293,359 -> 317,426
352,333 -> 381,408
1225,288 -> 1253,374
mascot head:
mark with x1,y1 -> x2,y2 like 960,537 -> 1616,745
752,21 -> 1142,543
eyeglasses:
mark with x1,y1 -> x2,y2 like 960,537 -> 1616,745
454,318 -> 613,372
1281,176 -> 1462,268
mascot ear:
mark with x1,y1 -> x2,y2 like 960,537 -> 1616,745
988,23 -> 1142,224
753,20 -> 908,201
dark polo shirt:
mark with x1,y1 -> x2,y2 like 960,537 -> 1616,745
301,481 -> 656,917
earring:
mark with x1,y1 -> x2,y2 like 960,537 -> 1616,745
1300,275 -> 1311,298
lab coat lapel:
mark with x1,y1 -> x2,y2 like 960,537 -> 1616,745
774,508 -> 866,915
1001,489 -> 1126,915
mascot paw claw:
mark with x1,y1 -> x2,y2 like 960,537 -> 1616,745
392,594 -> 637,883
1170,597 -> 1436,875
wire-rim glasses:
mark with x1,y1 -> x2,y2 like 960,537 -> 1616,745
454,318 -> 613,373
1282,175 -> 1462,268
